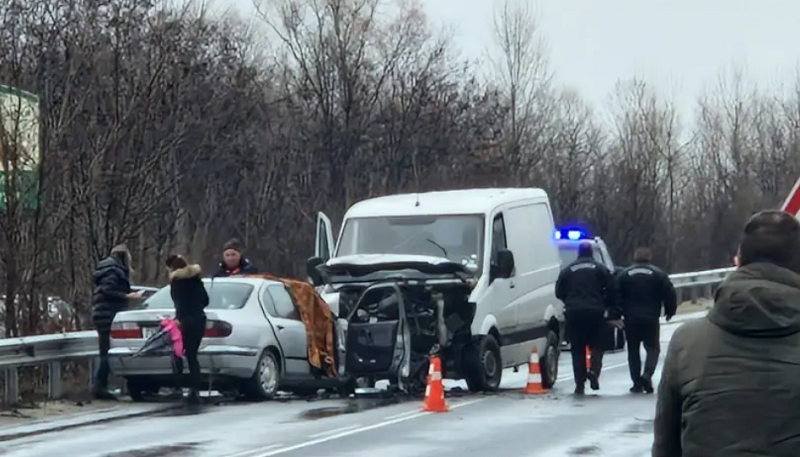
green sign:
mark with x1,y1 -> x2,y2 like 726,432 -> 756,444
0,85 -> 40,209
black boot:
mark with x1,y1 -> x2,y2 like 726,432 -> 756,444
629,382 -> 644,393
587,371 -> 600,391
186,389 -> 201,405
640,374 -> 654,394
574,384 -> 585,396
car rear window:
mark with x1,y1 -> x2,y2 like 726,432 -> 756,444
143,282 -> 254,310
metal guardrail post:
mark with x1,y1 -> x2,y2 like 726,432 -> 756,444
48,361 -> 62,399
690,278 -> 699,304
4,368 -> 18,405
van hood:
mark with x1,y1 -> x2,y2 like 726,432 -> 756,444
321,254 -> 473,280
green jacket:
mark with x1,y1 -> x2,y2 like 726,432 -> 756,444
653,262 -> 800,457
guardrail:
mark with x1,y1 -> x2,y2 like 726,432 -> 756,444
0,271 -> 733,404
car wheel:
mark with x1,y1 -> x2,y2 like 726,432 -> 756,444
247,350 -> 281,400
126,379 -> 155,402
464,335 -> 502,392
540,330 -> 560,389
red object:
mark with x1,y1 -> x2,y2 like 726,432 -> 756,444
110,322 -> 141,339
204,320 -> 233,338
422,355 -> 449,412
522,348 -> 547,395
782,175 -> 800,216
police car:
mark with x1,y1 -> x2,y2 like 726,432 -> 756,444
555,228 -> 625,352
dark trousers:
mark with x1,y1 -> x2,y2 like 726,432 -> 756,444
625,319 -> 660,383
93,328 -> 111,390
174,315 -> 206,393
566,310 -> 605,385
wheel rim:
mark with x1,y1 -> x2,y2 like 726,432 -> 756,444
259,354 -> 278,394
483,349 -> 498,379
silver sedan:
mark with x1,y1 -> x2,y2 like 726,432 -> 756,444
108,277 -> 344,401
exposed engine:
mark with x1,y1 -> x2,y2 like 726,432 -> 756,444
340,282 -> 475,392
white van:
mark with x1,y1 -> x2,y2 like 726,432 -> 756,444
309,188 -> 564,392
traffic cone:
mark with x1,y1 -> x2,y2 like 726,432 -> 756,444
522,348 -> 546,394
422,355 -> 449,412
585,346 -> 592,371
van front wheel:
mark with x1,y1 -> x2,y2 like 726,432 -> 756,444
464,335 -> 502,392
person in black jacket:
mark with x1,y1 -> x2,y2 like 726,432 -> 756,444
166,254 -> 210,404
91,244 -> 143,400
555,242 -> 617,395
212,238 -> 258,277
616,247 -> 676,394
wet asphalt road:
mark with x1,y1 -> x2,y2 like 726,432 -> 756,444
0,320 -> 691,457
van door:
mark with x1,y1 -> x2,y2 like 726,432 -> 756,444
480,213 -> 518,342
315,212 -> 335,260
505,203 -> 560,340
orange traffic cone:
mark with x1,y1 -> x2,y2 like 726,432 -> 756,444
522,348 -> 546,394
585,346 -> 592,371
422,355 -> 449,412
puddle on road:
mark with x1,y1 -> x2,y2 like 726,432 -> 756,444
101,441 -> 204,457
567,444 -> 601,455
299,396 -> 408,421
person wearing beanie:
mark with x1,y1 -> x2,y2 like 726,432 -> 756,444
213,238 -> 258,277
91,243 -> 143,400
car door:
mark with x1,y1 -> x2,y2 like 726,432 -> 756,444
264,284 -> 310,375
315,212 -> 335,261
479,212 -> 517,344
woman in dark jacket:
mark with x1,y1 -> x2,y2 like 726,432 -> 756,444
166,254 -> 209,404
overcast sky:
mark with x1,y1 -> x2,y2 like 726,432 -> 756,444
228,0 -> 800,121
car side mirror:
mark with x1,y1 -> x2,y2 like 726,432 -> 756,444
306,256 -> 324,286
495,249 -> 515,278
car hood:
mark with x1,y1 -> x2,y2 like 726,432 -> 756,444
321,254 -> 473,279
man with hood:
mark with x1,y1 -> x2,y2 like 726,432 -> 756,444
555,241 -> 617,395
212,238 -> 258,277
91,244 -> 143,400
653,210 -> 800,457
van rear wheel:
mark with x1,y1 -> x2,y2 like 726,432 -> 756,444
464,335 -> 502,392
540,331 -> 560,389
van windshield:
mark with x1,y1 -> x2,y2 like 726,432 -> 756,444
336,215 -> 485,274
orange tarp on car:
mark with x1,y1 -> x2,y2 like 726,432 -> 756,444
248,274 -> 337,377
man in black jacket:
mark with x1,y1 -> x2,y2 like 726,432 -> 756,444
91,244 -> 143,400
213,238 -> 258,277
556,242 -> 617,395
616,247 -> 677,393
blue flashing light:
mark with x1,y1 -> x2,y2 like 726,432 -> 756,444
554,228 -> 589,241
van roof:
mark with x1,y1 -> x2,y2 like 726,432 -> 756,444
345,188 -> 549,218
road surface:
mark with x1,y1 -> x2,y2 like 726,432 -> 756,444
1,318 -> 695,457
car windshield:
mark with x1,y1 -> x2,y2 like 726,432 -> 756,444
336,215 -> 484,273
143,281 -> 254,310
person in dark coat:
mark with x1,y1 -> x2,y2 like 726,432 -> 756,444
91,244 -> 143,400
654,210 -> 800,457
166,254 -> 209,404
616,247 -> 676,393
212,238 -> 258,277
555,241 -> 617,395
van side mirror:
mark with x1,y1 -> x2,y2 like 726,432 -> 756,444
306,256 -> 324,286
495,249 -> 515,278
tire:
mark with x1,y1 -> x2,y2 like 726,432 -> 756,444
126,379 -> 156,402
245,350 -> 281,400
540,331 -> 560,389
463,335 -> 503,392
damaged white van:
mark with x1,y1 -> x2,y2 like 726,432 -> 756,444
307,188 -> 564,393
